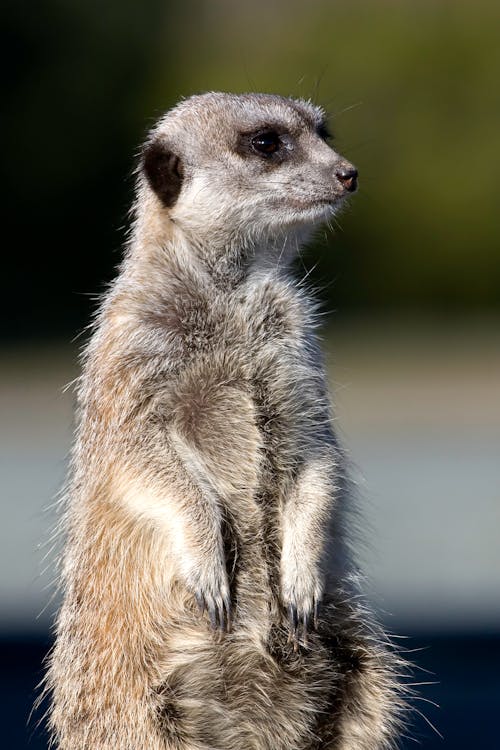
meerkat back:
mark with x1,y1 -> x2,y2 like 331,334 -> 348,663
44,92 -> 404,750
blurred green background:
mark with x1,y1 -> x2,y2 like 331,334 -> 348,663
3,0 -> 500,335
1,0 -> 499,747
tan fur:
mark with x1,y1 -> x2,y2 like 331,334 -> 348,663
43,93 -> 406,749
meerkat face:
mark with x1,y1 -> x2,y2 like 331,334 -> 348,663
141,93 -> 357,245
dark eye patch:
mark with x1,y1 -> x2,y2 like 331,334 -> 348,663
251,131 -> 282,156
317,121 -> 333,141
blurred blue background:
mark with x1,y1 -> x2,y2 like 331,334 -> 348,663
2,0 -> 499,747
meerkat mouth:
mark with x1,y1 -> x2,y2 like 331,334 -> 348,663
285,196 -> 343,212
266,195 -> 341,214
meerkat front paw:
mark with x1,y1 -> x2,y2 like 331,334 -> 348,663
281,566 -> 323,647
188,559 -> 232,633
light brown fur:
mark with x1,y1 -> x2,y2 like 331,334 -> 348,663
43,93 -> 406,749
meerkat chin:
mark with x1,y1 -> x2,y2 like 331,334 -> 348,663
42,92 -> 405,750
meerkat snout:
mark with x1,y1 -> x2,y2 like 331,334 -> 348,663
335,166 -> 358,193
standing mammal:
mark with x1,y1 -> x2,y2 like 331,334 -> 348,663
45,93 -> 404,749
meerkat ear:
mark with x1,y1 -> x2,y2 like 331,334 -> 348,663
142,140 -> 184,208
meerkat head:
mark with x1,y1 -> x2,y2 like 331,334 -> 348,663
140,92 -> 357,253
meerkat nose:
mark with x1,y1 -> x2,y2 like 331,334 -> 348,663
335,167 -> 358,193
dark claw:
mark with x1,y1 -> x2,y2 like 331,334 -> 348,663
222,596 -> 232,633
302,612 -> 310,645
313,599 -> 319,630
196,590 -> 232,635
224,596 -> 232,633
208,602 -> 217,630
285,600 -> 320,649
287,604 -> 300,650
216,598 -> 225,632
195,592 -> 205,614
288,603 -> 298,633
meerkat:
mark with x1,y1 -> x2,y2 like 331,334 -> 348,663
44,92 -> 405,749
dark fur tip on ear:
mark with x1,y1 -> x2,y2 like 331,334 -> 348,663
142,141 -> 184,208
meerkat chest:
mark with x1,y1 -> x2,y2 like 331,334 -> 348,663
234,278 -> 310,354
231,283 -> 321,466
158,281 -> 323,505
164,278 -> 310,370
163,277 -> 320,454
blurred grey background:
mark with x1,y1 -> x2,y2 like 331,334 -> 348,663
2,0 -> 499,747
2,324 -> 499,635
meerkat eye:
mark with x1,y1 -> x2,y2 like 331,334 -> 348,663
251,131 -> 282,155
317,122 -> 332,141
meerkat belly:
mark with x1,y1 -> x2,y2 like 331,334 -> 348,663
169,358 -> 271,617
169,335 -> 312,621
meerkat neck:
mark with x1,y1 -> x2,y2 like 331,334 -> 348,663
199,231 -> 301,287
126,204 -> 298,294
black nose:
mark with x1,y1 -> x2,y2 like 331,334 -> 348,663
335,167 -> 358,193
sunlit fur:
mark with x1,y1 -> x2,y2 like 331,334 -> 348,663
43,93 -> 406,749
